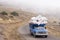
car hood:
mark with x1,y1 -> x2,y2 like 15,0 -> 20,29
34,27 -> 48,32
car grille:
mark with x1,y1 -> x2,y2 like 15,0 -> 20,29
38,32 -> 46,34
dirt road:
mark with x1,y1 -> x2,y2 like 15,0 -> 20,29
18,24 -> 60,40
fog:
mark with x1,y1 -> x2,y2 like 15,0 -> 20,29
0,0 -> 60,18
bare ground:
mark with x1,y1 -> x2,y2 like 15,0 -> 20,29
0,6 -> 36,40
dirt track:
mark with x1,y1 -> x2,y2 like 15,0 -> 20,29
18,24 -> 60,40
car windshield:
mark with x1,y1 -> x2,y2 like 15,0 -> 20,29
32,24 -> 45,27
33,24 -> 39,27
31,24 -> 45,29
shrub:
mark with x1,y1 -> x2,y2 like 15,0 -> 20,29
11,12 -> 19,16
0,11 -> 8,15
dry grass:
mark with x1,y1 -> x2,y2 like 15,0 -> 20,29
0,14 -> 34,40
47,18 -> 60,38
2,21 -> 26,40
0,5 -> 37,40
1,5 -> 60,39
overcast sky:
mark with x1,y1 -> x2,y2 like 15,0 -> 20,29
0,0 -> 60,14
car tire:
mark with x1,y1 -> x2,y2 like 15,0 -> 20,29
31,32 -> 33,35
33,34 -> 37,38
45,35 -> 48,38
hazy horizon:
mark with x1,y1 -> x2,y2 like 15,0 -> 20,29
0,0 -> 60,18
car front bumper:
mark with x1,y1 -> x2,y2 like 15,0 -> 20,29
35,33 -> 48,36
